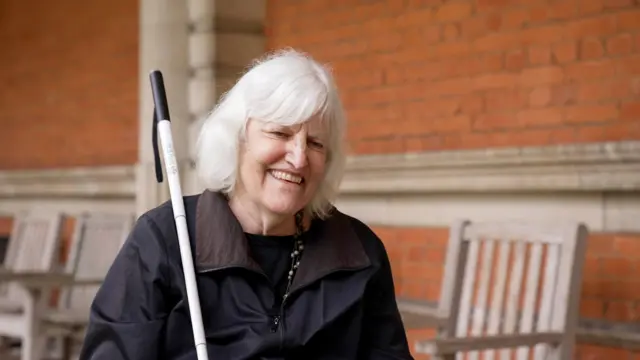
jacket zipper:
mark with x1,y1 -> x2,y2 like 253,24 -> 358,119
200,264 -> 370,354
202,266 -> 285,347
274,265 -> 370,352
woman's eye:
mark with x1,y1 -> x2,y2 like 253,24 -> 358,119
271,131 -> 289,138
309,140 -> 324,149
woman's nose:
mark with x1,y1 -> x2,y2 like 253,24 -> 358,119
286,137 -> 308,169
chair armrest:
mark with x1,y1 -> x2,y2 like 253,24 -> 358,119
416,332 -> 564,355
397,299 -> 449,328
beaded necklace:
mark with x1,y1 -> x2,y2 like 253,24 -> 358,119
282,211 -> 305,303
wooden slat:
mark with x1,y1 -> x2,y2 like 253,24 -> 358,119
484,240 -> 510,360
416,332 -> 564,355
534,243 -> 560,359
502,240 -> 526,359
468,239 -> 494,360
517,241 -> 543,359
456,239 -> 480,338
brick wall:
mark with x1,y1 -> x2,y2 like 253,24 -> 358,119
267,0 -> 640,358
0,0 -> 139,170
267,0 -> 640,156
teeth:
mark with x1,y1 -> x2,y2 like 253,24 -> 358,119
270,170 -> 303,184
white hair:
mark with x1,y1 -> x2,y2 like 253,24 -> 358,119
195,48 -> 347,219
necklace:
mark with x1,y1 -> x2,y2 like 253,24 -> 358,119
282,211 -> 305,303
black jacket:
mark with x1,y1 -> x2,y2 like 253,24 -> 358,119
79,190 -> 414,359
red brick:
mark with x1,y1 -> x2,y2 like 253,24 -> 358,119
339,70 -> 384,90
552,41 -> 578,64
475,0 -> 510,11
432,41 -> 473,58
601,257 -> 636,277
0,216 -> 12,235
621,101 -> 640,121
484,89 -> 529,112
517,108 -> 564,127
434,2 -> 473,22
501,8 -> 529,30
442,23 -> 460,41
613,234 -> 640,256
473,113 -> 516,130
384,62 -> 441,85
468,52 -> 504,75
606,33 -> 634,56
460,94 -> 485,115
564,104 -> 619,124
617,55 -> 640,75
529,86 -> 552,107
473,32 -> 520,52
617,8 -> 640,32
425,77 -> 473,97
579,0 -> 605,15
404,98 -> 461,119
632,78 -> 640,96
505,49 -> 526,71
353,121 -> 394,140
519,66 -> 565,86
580,298 -> 604,318
528,45 -> 552,65
400,115 -> 472,135
576,80 -> 632,103
576,121 -> 640,143
566,59 -> 617,81
521,24 -> 566,45
542,1 -> 577,21
565,14 -> 617,39
579,38 -> 605,60
400,263 -> 443,282
473,73 -> 518,90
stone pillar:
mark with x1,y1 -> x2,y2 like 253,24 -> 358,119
184,0 -> 217,196
183,0 -> 267,195
136,0 -> 190,216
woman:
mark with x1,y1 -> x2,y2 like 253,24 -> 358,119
79,49 -> 413,360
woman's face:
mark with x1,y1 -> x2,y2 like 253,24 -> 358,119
236,117 -> 328,216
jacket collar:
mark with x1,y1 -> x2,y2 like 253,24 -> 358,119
194,190 -> 371,290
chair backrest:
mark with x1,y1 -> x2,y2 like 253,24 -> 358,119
0,211 -> 64,303
58,212 -> 134,314
438,219 -> 588,360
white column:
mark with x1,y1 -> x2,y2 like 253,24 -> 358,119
185,0 -> 217,195
136,0 -> 190,216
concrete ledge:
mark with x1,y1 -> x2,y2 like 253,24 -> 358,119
341,141 -> 640,194
0,165 -> 136,199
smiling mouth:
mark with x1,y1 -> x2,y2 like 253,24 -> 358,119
269,170 -> 304,185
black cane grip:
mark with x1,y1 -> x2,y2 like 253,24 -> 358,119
150,70 -> 171,122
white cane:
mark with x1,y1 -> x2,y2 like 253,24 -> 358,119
149,70 -> 210,360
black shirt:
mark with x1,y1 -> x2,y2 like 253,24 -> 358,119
245,232 -> 295,308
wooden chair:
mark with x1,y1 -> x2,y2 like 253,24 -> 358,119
398,219 -> 588,360
0,211 -> 64,360
40,212 -> 134,359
